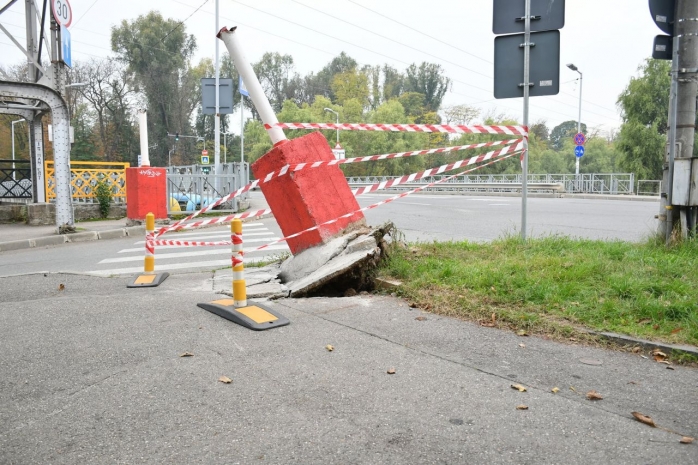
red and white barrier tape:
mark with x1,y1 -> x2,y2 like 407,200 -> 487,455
352,142 -> 523,196
248,151 -> 519,253
267,122 -> 528,135
150,152 -> 517,250
155,140 -> 521,237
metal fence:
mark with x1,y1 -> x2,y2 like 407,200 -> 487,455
637,180 -> 662,196
166,162 -> 249,214
346,173 -> 636,195
45,161 -> 130,204
0,159 -> 33,200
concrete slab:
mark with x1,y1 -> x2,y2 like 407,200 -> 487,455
0,239 -> 31,252
32,236 -> 68,247
97,229 -> 127,240
66,231 -> 99,242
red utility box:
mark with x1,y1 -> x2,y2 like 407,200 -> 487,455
125,167 -> 168,220
252,132 -> 365,255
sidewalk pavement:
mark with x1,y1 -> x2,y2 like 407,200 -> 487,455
0,271 -> 696,464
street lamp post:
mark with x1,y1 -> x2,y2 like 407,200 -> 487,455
566,63 -> 583,177
11,118 -> 25,180
223,132 -> 235,164
324,107 -> 339,145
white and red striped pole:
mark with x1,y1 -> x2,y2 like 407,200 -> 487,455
231,219 -> 247,307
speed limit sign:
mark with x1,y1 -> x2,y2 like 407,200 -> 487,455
51,0 -> 73,28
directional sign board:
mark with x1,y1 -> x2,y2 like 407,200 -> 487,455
51,0 -> 72,27
575,146 -> 585,158
574,132 -> 586,146
201,78 -> 234,115
493,0 -> 565,34
494,30 -> 560,99
60,25 -> 72,68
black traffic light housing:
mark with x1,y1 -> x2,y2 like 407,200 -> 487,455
175,133 -> 179,141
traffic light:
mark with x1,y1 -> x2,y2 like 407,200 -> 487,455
175,133 -> 179,141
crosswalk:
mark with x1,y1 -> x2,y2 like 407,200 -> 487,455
88,222 -> 290,276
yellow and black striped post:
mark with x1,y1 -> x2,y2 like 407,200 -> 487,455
127,212 -> 169,288
197,219 -> 289,330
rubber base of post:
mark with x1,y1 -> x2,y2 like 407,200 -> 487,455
197,299 -> 290,331
127,272 -> 170,288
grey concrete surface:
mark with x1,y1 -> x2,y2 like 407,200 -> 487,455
1,272 -> 696,464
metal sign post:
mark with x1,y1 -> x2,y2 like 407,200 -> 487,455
521,0 -> 531,241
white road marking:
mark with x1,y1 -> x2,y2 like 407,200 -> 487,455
120,235 -> 279,253
89,254 -> 284,276
102,242 -> 286,263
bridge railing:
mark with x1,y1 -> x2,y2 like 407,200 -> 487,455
45,161 -> 130,203
346,173 -> 637,195
0,159 -> 32,200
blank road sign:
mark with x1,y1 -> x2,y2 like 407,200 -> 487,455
493,0 -> 565,35
494,30 -> 560,99
201,78 -> 234,115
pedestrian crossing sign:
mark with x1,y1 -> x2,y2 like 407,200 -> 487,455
201,155 -> 210,164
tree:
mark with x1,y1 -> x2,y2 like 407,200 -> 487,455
331,69 -> 369,107
111,11 -> 197,166
615,59 -> 671,180
404,62 -> 451,112
442,104 -> 480,125
550,120 -> 587,150
253,52 -> 296,113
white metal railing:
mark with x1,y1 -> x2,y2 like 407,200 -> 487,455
166,162 -> 249,214
346,173 -> 638,195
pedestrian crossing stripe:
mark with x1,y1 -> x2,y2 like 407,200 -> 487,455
101,243 -> 289,264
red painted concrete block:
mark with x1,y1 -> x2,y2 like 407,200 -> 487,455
252,131 -> 365,254
125,167 -> 168,220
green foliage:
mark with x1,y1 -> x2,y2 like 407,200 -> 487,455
615,59 -> 672,180
94,176 -> 112,218
381,236 -> 698,346
550,120 -> 587,150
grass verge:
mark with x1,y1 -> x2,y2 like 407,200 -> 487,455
378,235 -> 698,348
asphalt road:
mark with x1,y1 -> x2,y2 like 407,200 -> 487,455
359,194 -> 659,243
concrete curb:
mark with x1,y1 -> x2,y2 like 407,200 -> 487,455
588,330 -> 698,357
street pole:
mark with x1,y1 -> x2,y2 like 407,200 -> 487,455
673,0 -> 698,238
324,107 -> 339,145
521,0 -> 531,241
576,70 -> 582,176
214,0 -> 221,180
241,94 -> 246,185
11,118 -> 25,180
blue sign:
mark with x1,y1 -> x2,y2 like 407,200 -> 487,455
575,145 -> 585,158
60,25 -> 72,68
201,155 -> 210,164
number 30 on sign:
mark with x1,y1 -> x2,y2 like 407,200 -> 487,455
52,0 -> 73,28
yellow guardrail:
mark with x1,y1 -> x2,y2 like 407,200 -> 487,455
45,161 -> 130,203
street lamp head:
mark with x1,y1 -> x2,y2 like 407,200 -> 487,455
65,82 -> 88,88
566,63 -> 578,71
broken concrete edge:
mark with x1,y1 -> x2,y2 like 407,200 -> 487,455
585,330 -> 698,358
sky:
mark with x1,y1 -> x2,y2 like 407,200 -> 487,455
0,0 -> 664,137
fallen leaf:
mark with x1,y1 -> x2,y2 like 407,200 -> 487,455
511,383 -> 527,392
651,349 -> 667,358
490,286 -> 496,292
516,404 -> 528,410
518,343 -> 526,348
491,312 -> 496,323
516,329 -> 529,337
58,283 -> 65,291
631,346 -> 641,353
569,337 -> 577,342
671,327 -> 683,334
586,390 -> 603,401
387,368 -> 396,375
415,316 -> 427,321
679,437 -> 694,444
653,324 -> 660,330
179,352 -> 194,357
653,355 -> 666,362
631,411 -> 656,427
551,387 -> 560,393
218,376 -> 232,384
325,344 -> 334,352
658,360 -> 671,365
638,318 -> 651,325
570,386 -> 577,393
666,366 -> 675,370
640,355 -> 648,359
628,381 -> 638,385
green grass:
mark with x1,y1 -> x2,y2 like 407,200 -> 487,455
379,235 -> 698,347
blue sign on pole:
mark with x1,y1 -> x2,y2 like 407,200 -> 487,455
60,25 -> 72,68
575,145 -> 585,158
